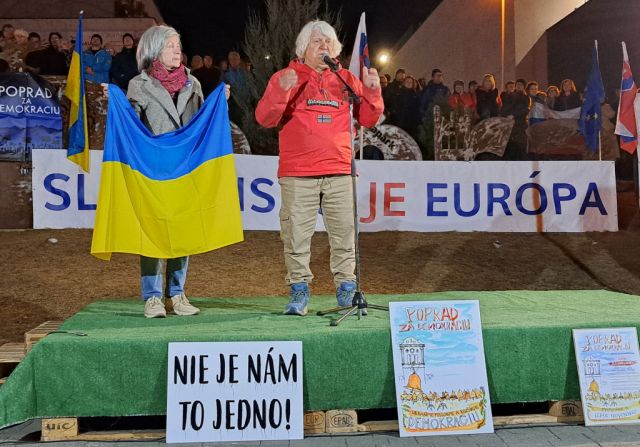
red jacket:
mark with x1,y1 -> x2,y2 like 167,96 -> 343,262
255,60 -> 384,177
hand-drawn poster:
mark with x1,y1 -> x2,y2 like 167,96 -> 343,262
573,328 -> 640,426
389,300 -> 493,437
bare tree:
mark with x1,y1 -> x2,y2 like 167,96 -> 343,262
236,0 -> 342,154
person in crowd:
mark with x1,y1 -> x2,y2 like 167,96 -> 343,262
180,51 -> 188,66
27,32 -> 67,75
527,81 -> 546,125
460,80 -> 478,113
379,75 -> 388,89
475,73 -> 500,120
27,32 -> 41,50
123,25 -> 230,318
0,24 -> 15,50
1,28 -> 28,71
384,73 -> 392,84
384,68 -> 406,121
546,85 -> 559,109
387,68 -> 406,93
193,54 -> 221,98
255,20 -> 383,316
499,81 -> 516,116
512,78 -> 531,123
553,78 -> 581,111
223,50 -> 247,91
218,58 -> 228,73
449,80 -> 467,112
110,33 -> 139,91
83,33 -> 112,83
502,78 -> 531,160
394,75 -> 421,136
59,37 -> 73,67
190,54 -> 203,70
13,28 -> 27,46
420,68 -> 450,115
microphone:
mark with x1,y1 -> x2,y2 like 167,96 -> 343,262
322,54 -> 339,71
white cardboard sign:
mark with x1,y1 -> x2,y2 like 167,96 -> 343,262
166,341 -> 303,443
573,328 -> 640,426
389,300 -> 493,436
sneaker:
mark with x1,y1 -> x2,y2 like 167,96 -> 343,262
284,283 -> 309,316
336,282 -> 367,315
144,296 -> 166,318
170,294 -> 200,316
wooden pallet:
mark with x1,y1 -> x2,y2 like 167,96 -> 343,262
25,321 -> 62,352
39,401 -> 585,441
0,342 -> 26,383
41,418 -> 163,442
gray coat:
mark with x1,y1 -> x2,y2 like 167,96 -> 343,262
127,68 -> 203,135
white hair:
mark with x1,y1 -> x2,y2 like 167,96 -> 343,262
136,25 -> 180,71
295,20 -> 342,59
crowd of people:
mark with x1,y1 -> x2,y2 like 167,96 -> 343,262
0,20 -> 614,161
0,22 -> 249,100
380,67 -> 594,159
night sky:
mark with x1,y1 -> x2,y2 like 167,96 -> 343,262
154,0 -> 441,64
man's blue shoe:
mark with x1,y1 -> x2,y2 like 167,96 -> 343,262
336,281 -> 368,315
284,282 -> 309,316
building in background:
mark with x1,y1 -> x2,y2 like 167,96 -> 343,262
0,0 -> 163,52
387,0 -> 638,95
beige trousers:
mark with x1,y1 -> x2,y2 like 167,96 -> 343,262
279,175 -> 356,288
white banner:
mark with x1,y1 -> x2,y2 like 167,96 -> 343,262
166,341 -> 303,444
32,150 -> 618,232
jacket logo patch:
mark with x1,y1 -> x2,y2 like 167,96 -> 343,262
307,99 -> 339,109
317,114 -> 332,124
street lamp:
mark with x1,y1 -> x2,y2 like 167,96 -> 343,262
501,0 -> 505,88
378,52 -> 389,65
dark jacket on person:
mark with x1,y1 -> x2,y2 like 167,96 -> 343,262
27,45 -> 68,75
500,91 -> 530,127
420,81 -> 450,115
392,87 -> 421,134
383,80 -> 403,118
475,88 -> 501,120
110,47 -> 138,91
192,66 -> 221,98
553,91 -> 581,111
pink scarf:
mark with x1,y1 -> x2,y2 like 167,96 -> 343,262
148,59 -> 188,97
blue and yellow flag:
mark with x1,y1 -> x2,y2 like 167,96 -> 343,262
64,11 -> 90,172
90,83 -> 244,260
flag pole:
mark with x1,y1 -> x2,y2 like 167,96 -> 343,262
595,40 -> 602,161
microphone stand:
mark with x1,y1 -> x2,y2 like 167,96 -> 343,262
316,62 -> 389,326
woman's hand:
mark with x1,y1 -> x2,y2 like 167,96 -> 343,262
225,84 -> 231,101
101,83 -> 109,98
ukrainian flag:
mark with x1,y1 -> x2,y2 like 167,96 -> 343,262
90,83 -> 244,260
64,11 -> 90,172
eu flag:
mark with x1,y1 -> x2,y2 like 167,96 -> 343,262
64,12 -> 90,172
579,43 -> 605,152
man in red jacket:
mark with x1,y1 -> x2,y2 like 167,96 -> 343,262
256,20 -> 384,316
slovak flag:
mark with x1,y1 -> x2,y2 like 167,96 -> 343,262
615,42 -> 638,154
348,12 -> 370,81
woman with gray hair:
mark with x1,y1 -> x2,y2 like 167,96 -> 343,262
125,25 -> 229,318
256,20 -> 383,316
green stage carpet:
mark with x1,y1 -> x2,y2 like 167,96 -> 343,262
1,290 -> 640,428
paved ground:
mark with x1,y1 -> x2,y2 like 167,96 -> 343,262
2,420 -> 640,446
